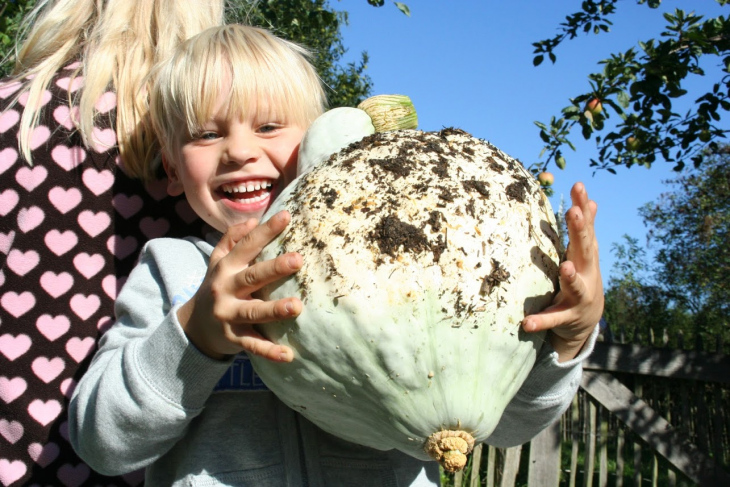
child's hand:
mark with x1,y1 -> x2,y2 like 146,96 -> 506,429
522,183 -> 604,362
178,211 -> 302,363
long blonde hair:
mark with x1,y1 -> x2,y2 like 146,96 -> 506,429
150,25 -> 326,165
7,0 -> 224,179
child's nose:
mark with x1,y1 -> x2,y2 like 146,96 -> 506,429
224,133 -> 261,165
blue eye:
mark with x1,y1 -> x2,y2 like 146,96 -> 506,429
199,131 -> 219,140
258,124 -> 279,134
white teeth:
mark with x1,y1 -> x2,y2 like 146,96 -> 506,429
222,181 -> 272,194
226,192 -> 269,204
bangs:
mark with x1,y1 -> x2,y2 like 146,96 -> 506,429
162,25 -> 324,146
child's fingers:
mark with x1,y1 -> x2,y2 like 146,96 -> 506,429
522,262 -> 582,333
522,306 -> 573,333
224,296 -> 302,325
228,326 -> 294,362
558,260 -> 582,300
209,218 -> 259,267
231,252 -> 302,297
228,210 -> 292,264
565,185 -> 599,272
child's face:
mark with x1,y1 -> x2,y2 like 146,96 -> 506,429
165,92 -> 305,233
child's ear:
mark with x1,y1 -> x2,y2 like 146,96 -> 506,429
162,154 -> 184,196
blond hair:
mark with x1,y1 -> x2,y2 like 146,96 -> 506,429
7,0 -> 224,179
150,24 -> 326,166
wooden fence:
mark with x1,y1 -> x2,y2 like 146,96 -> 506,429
445,333 -> 730,487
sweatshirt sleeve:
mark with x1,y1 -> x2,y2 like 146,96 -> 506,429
69,238 -> 233,476
485,324 -> 599,447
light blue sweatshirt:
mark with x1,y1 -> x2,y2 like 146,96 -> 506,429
69,235 -> 597,486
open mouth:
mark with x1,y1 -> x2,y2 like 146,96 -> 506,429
220,179 -> 274,204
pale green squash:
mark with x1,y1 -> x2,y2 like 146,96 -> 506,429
252,98 -> 560,472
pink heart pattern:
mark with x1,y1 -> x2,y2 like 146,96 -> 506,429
72,253 -> 104,279
51,145 -> 86,171
112,193 -> 143,219
1,70 -> 201,485
0,147 -> 18,175
0,334 -> 32,361
36,315 -> 71,342
17,206 -> 45,233
48,187 -> 82,214
44,229 -> 78,256
40,271 -> 74,298
31,357 -> 66,384
94,91 -> 117,113
0,231 -> 16,255
27,442 -> 60,467
15,165 -> 48,192
0,377 -> 28,404
6,249 -> 40,276
0,109 -> 19,133
0,80 -> 22,99
0,189 -> 19,216
18,90 -> 52,109
53,105 -> 79,131
0,419 -> 24,444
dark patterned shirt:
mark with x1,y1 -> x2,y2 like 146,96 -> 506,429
0,66 -> 203,486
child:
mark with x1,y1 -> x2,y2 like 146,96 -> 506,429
70,24 -> 602,486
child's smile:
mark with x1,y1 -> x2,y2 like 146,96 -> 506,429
164,88 -> 305,233
219,178 -> 276,208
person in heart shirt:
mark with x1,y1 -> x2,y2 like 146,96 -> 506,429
0,1 -> 229,485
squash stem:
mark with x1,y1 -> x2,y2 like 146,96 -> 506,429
357,94 -> 418,132
424,429 -> 475,472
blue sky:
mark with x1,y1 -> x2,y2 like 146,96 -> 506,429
340,0 -> 728,285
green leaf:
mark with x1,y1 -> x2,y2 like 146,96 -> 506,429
393,2 -> 410,16
581,122 -> 593,140
367,0 -> 385,6
533,55 -> 544,66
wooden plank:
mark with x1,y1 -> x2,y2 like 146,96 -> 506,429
469,444 -> 483,487
581,371 -> 730,485
615,427 -> 625,487
713,387 -> 726,466
454,469 -> 463,487
486,445 -> 496,487
599,406 -> 608,487
665,382 -> 677,487
569,394 -> 580,487
527,419 -> 561,487
584,343 -> 730,383
500,446 -> 521,487
696,384 -> 709,456
633,377 -> 643,487
584,400 -> 596,487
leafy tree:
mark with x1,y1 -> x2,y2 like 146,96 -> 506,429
227,0 -> 373,108
638,145 -> 730,347
533,0 -> 730,174
2,0 -> 395,108
602,235 -> 690,346
365,0 -> 410,17
0,0 -> 36,78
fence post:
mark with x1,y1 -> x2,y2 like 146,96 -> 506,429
527,419 -> 561,486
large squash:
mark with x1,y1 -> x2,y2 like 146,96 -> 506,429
251,99 -> 561,471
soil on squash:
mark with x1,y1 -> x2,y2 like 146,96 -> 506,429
278,127 -> 557,310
